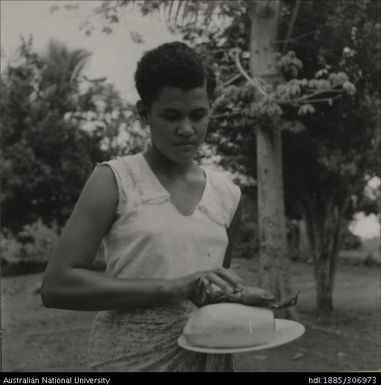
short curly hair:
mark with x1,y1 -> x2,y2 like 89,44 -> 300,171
134,41 -> 216,107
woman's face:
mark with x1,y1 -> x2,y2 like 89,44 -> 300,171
143,84 -> 210,164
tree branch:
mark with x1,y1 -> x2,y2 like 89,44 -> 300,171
222,73 -> 243,88
283,0 -> 302,53
285,94 -> 343,106
274,30 -> 317,44
280,88 -> 345,106
234,49 -> 268,97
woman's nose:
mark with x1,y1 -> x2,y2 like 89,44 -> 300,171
177,118 -> 194,136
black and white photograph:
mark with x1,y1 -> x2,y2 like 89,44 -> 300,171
1,0 -> 380,375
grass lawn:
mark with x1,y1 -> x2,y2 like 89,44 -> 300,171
1,257 -> 379,372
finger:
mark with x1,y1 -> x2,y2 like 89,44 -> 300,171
224,269 -> 244,292
206,272 -> 235,294
225,269 -> 243,284
200,276 -> 213,294
214,268 -> 243,289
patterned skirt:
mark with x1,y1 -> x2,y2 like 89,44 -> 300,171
87,302 -> 234,372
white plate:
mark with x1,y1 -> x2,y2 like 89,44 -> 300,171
177,319 -> 305,354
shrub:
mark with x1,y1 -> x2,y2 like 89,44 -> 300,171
341,222 -> 362,250
1,230 -> 24,265
1,219 -> 60,268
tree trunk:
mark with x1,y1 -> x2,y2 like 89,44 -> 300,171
248,0 -> 296,317
298,219 -> 310,261
256,123 -> 293,302
302,197 -> 349,313
314,254 -> 335,312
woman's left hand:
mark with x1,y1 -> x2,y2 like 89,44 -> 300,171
190,269 -> 243,307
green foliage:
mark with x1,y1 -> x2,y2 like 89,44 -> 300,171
194,1 -> 379,224
68,78 -> 148,158
352,179 -> 381,216
1,38 -> 144,234
211,48 -> 357,123
282,0 -> 380,223
1,219 -> 60,265
86,0 -> 379,220
340,223 -> 362,251
76,1 -> 248,36
1,39 -> 101,232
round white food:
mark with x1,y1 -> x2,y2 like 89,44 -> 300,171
183,303 -> 275,348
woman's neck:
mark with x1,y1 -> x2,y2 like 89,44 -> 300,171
143,145 -> 195,178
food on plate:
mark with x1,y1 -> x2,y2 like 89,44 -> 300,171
183,303 -> 275,348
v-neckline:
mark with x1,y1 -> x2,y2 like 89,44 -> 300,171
138,152 -> 208,217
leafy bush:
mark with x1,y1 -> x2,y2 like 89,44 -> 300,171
1,219 -> 60,267
1,39 -> 144,235
341,223 -> 362,250
0,231 -> 23,265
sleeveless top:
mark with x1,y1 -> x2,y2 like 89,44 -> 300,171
99,152 -> 241,280
87,152 -> 241,372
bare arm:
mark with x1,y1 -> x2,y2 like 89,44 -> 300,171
41,165 -> 241,311
41,165 -> 178,311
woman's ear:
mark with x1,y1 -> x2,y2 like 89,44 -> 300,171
136,100 -> 149,124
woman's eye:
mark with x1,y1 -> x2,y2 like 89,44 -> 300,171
190,113 -> 207,121
160,113 -> 207,122
161,115 -> 180,121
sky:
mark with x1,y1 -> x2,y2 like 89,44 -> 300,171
1,0 -> 179,101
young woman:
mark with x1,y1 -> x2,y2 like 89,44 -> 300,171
41,42 -> 271,372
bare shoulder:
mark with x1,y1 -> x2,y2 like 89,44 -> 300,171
62,163 -> 120,240
45,164 -> 119,270
77,163 -> 118,212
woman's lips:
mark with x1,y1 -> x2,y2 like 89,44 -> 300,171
174,143 -> 196,150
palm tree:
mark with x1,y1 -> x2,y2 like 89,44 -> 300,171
41,39 -> 91,84
39,40 -> 91,112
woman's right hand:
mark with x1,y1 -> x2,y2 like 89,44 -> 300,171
170,268 -> 243,307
